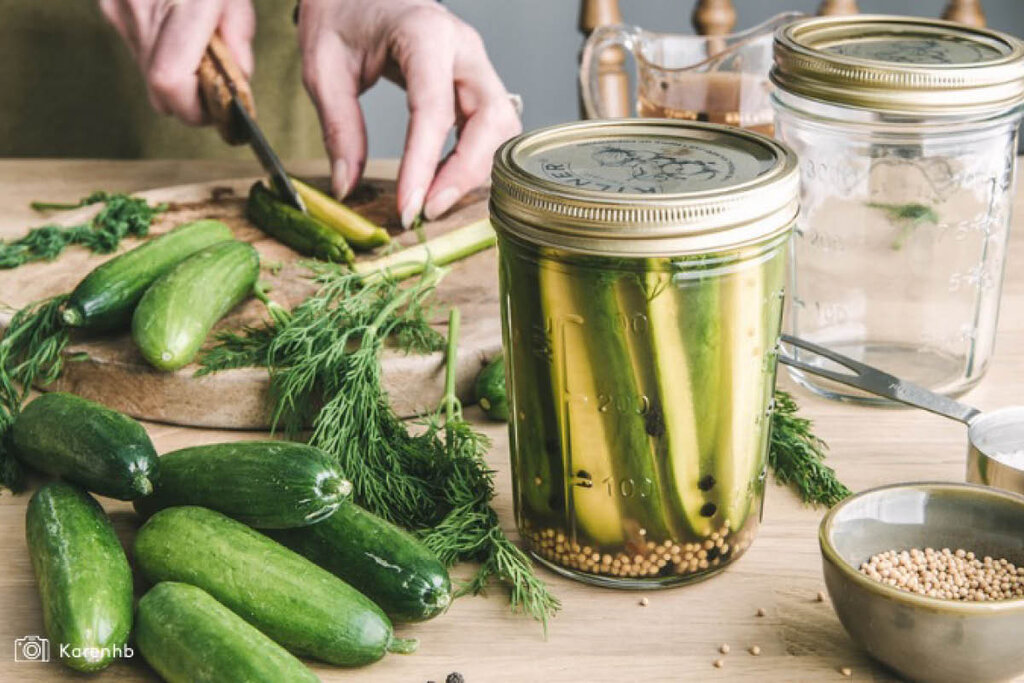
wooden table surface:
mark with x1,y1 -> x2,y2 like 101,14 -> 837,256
1,159 -> 1022,682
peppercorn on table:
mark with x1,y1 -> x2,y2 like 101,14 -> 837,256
1,157 -> 1023,682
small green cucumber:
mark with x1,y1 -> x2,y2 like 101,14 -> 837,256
133,441 -> 352,528
132,240 -> 259,371
63,220 -> 234,331
26,482 -> 132,672
474,355 -> 509,421
267,501 -> 451,622
135,582 -> 318,683
247,181 -> 355,263
134,506 -> 417,666
12,392 -> 158,499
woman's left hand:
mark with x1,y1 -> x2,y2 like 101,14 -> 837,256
297,0 -> 522,227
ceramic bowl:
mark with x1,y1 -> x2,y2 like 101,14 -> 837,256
820,482 -> 1024,683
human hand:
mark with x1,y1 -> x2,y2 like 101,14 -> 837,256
99,0 -> 256,125
298,0 -> 522,227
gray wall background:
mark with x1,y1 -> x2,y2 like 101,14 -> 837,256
359,1 -> 1024,158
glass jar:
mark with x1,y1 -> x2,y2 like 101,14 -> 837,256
771,16 -> 1024,401
491,120 -> 798,587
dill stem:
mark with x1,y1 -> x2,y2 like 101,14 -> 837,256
30,201 -> 83,211
444,308 -> 461,422
366,267 -> 447,338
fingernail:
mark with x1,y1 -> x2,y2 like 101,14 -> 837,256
401,187 -> 425,230
332,159 -> 350,198
424,187 -> 459,221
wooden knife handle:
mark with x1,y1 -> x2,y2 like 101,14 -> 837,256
197,34 -> 256,145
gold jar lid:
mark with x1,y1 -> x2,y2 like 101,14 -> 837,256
772,15 -> 1024,115
490,120 -> 798,257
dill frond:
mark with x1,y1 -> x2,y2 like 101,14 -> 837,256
769,390 -> 851,507
1,192 -> 165,269
0,295 -> 72,491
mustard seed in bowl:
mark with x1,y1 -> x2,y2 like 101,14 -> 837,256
859,547 -> 1024,601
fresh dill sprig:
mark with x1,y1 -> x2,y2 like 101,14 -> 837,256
420,309 -> 559,628
199,267 -> 559,626
1,192 -> 165,269
769,389 -> 851,507
866,201 -> 939,251
0,295 -> 72,491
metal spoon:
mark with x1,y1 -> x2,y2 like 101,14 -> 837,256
778,335 -> 1024,494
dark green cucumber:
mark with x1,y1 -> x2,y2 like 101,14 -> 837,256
499,245 -> 563,526
26,482 -> 132,672
136,582 -> 318,683
266,502 -> 451,622
134,441 -> 352,528
247,181 -> 355,263
132,240 -> 259,371
134,506 -> 416,666
12,392 -> 158,499
474,355 -> 509,421
63,220 -> 234,331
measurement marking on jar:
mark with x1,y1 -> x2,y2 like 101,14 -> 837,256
814,301 -> 849,325
596,476 -> 655,499
805,229 -> 846,253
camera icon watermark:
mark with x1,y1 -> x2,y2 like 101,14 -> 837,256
14,635 -> 49,663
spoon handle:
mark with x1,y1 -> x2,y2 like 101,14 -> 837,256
778,335 -> 981,424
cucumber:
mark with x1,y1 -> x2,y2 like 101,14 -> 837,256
247,181 -> 355,263
499,245 -> 563,527
26,482 -> 132,672
132,240 -> 259,371
266,502 -> 451,622
291,177 -> 390,250
63,220 -> 234,331
538,259 -> 625,547
134,506 -> 416,666
12,392 -> 158,499
646,263 -> 720,539
715,246 -> 785,530
135,582 -> 318,683
474,355 -> 509,421
133,441 -> 352,528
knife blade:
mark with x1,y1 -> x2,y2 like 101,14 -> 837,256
198,36 -> 306,213
228,92 -> 306,213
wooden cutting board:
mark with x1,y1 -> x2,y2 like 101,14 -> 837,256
0,176 -> 501,428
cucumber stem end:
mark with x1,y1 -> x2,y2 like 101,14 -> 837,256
61,306 -> 83,327
387,636 -> 419,655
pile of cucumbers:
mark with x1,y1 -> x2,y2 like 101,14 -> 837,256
63,218 -> 259,372
56,178 -> 392,374
14,392 -> 451,680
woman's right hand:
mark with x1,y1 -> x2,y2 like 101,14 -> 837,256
98,0 -> 256,126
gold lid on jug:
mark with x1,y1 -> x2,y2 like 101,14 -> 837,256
490,119 -> 798,257
772,15 -> 1024,115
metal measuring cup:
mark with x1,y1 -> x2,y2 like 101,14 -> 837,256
779,335 -> 1024,494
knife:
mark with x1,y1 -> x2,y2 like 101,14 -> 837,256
197,35 -> 306,213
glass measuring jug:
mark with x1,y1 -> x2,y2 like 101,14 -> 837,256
580,13 -> 801,134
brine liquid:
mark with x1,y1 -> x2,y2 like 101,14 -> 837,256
637,72 -> 775,137
499,239 -> 787,587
